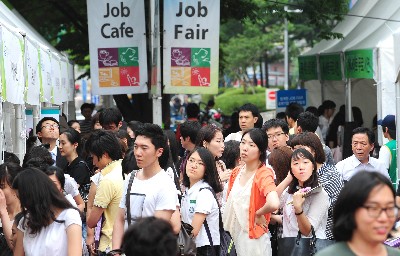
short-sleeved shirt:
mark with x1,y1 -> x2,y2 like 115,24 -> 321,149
93,160 -> 124,252
64,157 -> 90,186
64,174 -> 79,198
336,155 -> 390,181
181,180 -> 220,247
17,208 -> 82,256
316,241 -> 400,256
119,169 -> 178,229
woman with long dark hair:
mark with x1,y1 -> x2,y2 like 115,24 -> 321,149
13,168 -> 82,255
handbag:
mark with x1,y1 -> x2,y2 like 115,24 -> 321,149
277,226 -> 335,256
177,222 -> 197,256
201,187 -> 236,256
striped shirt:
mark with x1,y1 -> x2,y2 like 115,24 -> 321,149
318,163 -> 344,240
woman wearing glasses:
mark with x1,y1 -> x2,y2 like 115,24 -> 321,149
317,171 -> 400,255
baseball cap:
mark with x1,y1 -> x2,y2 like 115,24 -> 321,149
377,115 -> 396,130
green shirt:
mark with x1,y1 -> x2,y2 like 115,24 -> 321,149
316,241 -> 400,256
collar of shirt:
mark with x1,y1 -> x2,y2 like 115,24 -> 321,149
350,154 -> 373,168
101,160 -> 121,176
185,179 -> 206,196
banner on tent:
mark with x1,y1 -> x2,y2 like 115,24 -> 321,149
25,38 -> 40,105
87,0 -> 148,95
277,89 -> 307,108
345,49 -> 373,79
299,56 -> 318,81
51,53 -> 62,105
163,0 -> 220,94
39,46 -> 52,103
1,27 -> 24,104
320,53 -> 343,81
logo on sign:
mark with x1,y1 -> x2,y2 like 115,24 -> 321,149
268,91 -> 276,100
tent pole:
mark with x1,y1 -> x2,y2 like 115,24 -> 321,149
345,79 -> 353,122
32,105 -> 40,135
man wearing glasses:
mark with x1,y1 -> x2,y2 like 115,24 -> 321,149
336,127 -> 389,182
262,118 -> 289,154
36,117 -> 68,169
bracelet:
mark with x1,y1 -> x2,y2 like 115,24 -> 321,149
295,210 -> 303,216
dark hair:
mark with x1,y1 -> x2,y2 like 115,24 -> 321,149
186,103 -> 200,119
0,162 -> 22,187
352,127 -> 375,144
322,100 -> 336,110
242,128 -> 268,164
127,121 -> 143,138
333,171 -> 395,241
326,105 -> 346,147
117,129 -> 133,149
158,134 -> 171,170
91,112 -> 101,130
297,112 -> 319,133
268,146 -> 293,184
285,102 -> 304,121
60,128 -> 82,155
164,130 -> 179,164
36,117 -> 59,135
262,118 -> 289,134
13,168 -> 75,234
290,132 -> 326,164
221,141 -> 240,169
352,106 -> 364,127
305,106 -> 318,116
195,124 -> 223,149
67,120 -> 79,127
182,147 -> 223,193
135,123 -> 167,150
288,148 -> 319,194
276,112 -> 287,120
45,166 -> 66,189
180,121 -> 202,144
85,130 -> 123,160
121,217 -> 177,256
383,127 -> 396,140
238,103 -> 259,118
22,145 -> 54,169
121,149 -> 139,176
254,113 -> 263,128
99,107 -> 122,127
3,151 -> 20,165
80,103 -> 95,112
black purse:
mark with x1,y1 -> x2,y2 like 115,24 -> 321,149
277,226 -> 335,256
177,222 -> 197,256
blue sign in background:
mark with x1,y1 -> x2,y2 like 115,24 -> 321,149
277,89 -> 307,108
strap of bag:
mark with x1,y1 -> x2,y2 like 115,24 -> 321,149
79,160 -> 94,177
125,171 -> 137,226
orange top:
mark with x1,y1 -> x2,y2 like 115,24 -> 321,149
227,164 -> 276,239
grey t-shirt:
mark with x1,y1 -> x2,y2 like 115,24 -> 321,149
316,241 -> 400,256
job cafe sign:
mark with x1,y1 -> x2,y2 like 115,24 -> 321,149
87,0 -> 148,95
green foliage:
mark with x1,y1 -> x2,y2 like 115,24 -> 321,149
214,86 -> 267,115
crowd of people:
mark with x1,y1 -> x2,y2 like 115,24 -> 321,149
0,100 -> 399,256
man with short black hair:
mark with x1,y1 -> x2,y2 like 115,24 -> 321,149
262,118 -> 289,152
285,102 -> 304,134
378,115 -> 397,188
336,127 -> 389,182
86,130 -> 124,254
225,103 -> 259,142
112,123 -> 178,250
99,107 -> 123,131
36,117 -> 68,169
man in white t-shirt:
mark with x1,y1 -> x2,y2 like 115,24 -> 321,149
112,123 -> 178,250
336,127 -> 389,182
225,103 -> 259,142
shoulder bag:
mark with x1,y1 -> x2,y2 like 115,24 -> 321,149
201,187 -> 236,256
277,226 -> 335,256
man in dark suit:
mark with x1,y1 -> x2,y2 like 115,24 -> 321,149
36,117 -> 68,169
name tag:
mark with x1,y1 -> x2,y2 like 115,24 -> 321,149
190,199 -> 196,204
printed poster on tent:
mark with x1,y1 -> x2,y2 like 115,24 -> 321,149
1,27 -> 24,104
87,0 -> 148,95
163,0 -> 220,94
25,38 -> 40,106
39,46 -> 52,103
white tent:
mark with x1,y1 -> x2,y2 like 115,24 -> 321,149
302,0 -> 400,137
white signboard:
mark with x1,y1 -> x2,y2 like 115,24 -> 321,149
51,53 -> 62,105
25,38 -> 40,105
39,45 -> 52,103
87,0 -> 148,95
163,0 -> 220,94
1,27 -> 24,104
60,59 -> 69,102
266,88 -> 279,110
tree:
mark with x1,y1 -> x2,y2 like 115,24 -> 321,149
8,0 -> 348,123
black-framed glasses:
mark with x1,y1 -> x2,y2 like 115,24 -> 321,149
42,124 -> 59,130
362,205 -> 398,218
267,132 -> 285,139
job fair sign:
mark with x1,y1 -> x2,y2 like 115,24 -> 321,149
87,0 -> 148,95
163,0 -> 220,94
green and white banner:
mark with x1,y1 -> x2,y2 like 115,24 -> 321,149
163,0 -> 220,94
298,55 -> 318,81
87,0 -> 148,95
345,49 -> 374,79
319,53 -> 343,81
